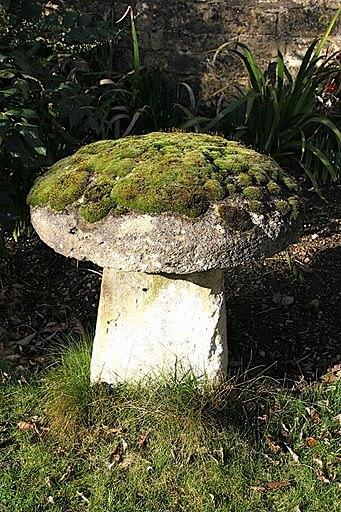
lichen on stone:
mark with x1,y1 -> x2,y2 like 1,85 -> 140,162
28,131 -> 300,223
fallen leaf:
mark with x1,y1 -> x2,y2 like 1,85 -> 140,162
109,443 -> 122,464
15,333 -> 36,346
265,435 -> 281,454
306,407 -> 321,423
99,78 -> 115,85
305,436 -> 318,447
122,439 -> 128,454
59,465 -> 73,482
281,422 -> 290,437
208,494 -> 215,505
109,439 -> 128,465
120,454 -> 134,470
321,364 -> 341,384
252,480 -> 290,492
212,447 -> 227,465
76,491 -> 89,504
316,469 -> 331,484
17,421 -> 34,431
263,454 -> 280,465
313,457 -> 323,468
334,414 -> 341,425
138,431 -> 150,450
284,443 -> 299,463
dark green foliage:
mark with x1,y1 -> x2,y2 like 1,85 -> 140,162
0,1 -> 194,253
185,9 -> 341,187
0,0 -> 121,245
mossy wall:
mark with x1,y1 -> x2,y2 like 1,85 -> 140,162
107,0 -> 340,99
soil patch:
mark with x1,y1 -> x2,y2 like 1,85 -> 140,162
0,185 -> 340,380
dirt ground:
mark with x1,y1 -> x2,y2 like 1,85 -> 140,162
0,185 -> 340,382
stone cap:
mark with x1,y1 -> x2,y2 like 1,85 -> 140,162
30,199 -> 300,273
29,132 -> 301,273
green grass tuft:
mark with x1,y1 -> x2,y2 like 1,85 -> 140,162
41,339 -> 95,437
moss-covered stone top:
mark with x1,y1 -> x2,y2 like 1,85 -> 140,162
28,132 -> 300,223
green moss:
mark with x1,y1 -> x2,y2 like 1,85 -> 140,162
248,200 -> 264,213
274,199 -> 290,215
267,180 -> 282,195
79,185 -> 115,223
282,176 -> 299,193
110,155 -> 211,217
251,166 -> 270,185
90,155 -> 134,179
242,186 -> 263,201
203,179 -> 225,201
288,196 -> 300,220
28,131 -> 299,223
226,183 -> 237,195
28,165 -> 89,211
214,157 -> 249,174
237,173 -> 253,188
76,139 -> 117,156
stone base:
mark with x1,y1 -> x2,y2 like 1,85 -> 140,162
90,269 -> 227,384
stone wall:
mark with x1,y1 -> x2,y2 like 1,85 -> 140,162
111,1 -> 340,99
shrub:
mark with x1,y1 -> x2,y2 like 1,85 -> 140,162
0,0 -> 122,240
0,2 -> 194,254
185,9 -> 341,187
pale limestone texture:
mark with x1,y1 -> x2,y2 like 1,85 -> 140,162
30,199 -> 299,274
30,187 -> 300,383
90,268 -> 227,383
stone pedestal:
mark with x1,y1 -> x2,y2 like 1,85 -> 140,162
90,268 -> 227,383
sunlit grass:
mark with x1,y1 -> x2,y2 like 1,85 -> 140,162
0,339 -> 340,511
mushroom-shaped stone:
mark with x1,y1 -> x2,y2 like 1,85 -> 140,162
28,132 -> 301,383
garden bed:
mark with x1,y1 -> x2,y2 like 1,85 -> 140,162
0,185 -> 340,381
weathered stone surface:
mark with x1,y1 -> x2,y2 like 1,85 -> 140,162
29,132 -> 301,274
30,197 -> 299,273
90,268 -> 227,383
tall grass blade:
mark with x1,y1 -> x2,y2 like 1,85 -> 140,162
305,141 -> 337,181
234,43 -> 265,93
130,8 -> 140,96
315,7 -> 341,56
204,95 -> 250,131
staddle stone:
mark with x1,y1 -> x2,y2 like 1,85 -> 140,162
91,268 -> 227,382
28,132 -> 301,383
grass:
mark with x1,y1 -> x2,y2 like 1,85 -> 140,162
0,339 -> 340,511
